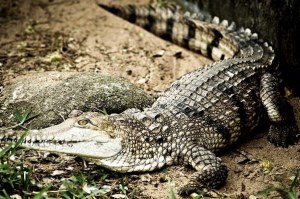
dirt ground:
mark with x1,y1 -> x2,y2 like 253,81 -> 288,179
0,0 -> 299,198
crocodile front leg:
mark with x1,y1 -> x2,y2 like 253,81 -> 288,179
260,73 -> 299,147
178,145 -> 228,195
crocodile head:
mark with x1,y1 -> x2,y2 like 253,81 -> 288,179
0,110 -> 123,159
1,109 -> 180,172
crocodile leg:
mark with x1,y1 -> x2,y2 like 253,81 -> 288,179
260,73 -> 299,147
178,145 -> 228,195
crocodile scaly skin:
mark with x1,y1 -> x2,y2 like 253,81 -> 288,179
97,4 -> 299,194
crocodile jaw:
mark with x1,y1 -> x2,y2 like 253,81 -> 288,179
0,112 -> 122,159
24,128 -> 122,159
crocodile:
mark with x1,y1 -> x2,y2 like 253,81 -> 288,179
0,3 -> 299,195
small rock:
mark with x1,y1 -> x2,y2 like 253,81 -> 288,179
235,156 -> 250,164
74,56 -> 84,63
140,174 -> 152,182
10,194 -> 22,199
159,175 -> 169,183
111,194 -> 127,199
249,195 -> 258,199
42,178 -> 53,184
153,49 -> 165,57
126,69 -> 132,75
68,37 -> 75,42
66,166 -> 74,171
173,51 -> 182,58
136,78 -> 147,85
82,184 -> 99,194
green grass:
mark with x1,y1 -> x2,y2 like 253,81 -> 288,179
157,0 -> 168,7
14,107 -> 39,128
0,107 -> 42,197
1,107 -> 39,131
256,169 -> 300,199
0,140 -> 133,198
100,107 -> 108,115
0,132 -> 37,197
59,175 -> 108,198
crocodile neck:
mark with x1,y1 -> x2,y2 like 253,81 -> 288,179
98,108 -> 202,172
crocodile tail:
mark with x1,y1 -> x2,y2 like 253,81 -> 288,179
99,3 -> 239,61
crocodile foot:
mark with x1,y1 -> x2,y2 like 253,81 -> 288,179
178,184 -> 203,196
178,165 -> 228,196
268,123 -> 300,147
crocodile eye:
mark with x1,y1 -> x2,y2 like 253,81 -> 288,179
77,119 -> 89,126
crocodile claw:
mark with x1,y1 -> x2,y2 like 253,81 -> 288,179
178,184 -> 203,196
178,164 -> 228,196
268,123 -> 299,147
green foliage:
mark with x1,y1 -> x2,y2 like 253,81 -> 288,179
0,106 -> 42,198
60,175 -> 103,198
15,107 -> 39,128
167,181 -> 176,199
156,0 -> 168,7
118,178 -> 128,196
32,187 -> 50,199
1,107 -> 39,131
100,107 -> 108,115
0,189 -> 11,199
256,169 -> 300,199
0,141 -> 111,198
0,132 -> 35,197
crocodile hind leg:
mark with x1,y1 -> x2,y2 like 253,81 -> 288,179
260,73 -> 299,147
178,145 -> 228,195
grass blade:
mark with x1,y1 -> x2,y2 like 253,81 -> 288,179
0,144 -> 13,158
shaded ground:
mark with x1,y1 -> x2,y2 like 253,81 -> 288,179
0,0 -> 299,198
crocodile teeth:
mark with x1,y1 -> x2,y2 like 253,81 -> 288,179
251,33 -> 258,40
212,16 -> 220,24
204,15 -> 212,22
197,13 -> 205,21
238,27 -> 245,33
263,42 -> 269,47
227,22 -> 236,31
245,28 -> 252,36
268,46 -> 273,52
191,13 -> 198,19
183,11 -> 190,18
220,20 -> 229,28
